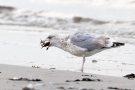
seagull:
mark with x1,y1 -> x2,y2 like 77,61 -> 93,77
40,32 -> 125,72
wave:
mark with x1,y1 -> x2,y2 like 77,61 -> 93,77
72,16 -> 110,25
0,5 -> 15,11
0,7 -> 135,39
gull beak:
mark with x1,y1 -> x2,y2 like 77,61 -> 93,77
40,40 -> 50,50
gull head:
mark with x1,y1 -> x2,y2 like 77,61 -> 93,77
40,34 -> 59,50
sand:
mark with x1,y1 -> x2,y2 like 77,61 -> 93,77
0,64 -> 135,90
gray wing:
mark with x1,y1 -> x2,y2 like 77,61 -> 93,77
70,32 -> 104,51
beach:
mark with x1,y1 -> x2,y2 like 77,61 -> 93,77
0,0 -> 135,89
0,25 -> 135,90
0,25 -> 135,77
0,64 -> 135,90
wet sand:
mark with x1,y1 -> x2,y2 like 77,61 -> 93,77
0,64 -> 135,90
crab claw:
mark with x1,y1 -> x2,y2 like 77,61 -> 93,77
40,39 -> 50,50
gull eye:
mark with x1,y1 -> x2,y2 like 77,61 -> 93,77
47,35 -> 55,39
48,36 -> 52,39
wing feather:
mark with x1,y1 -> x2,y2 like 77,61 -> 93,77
70,32 -> 104,51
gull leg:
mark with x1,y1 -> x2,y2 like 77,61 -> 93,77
81,57 -> 85,72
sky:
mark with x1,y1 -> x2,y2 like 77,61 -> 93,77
0,0 -> 135,9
